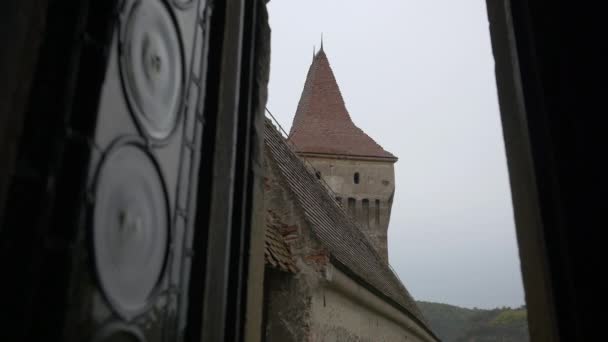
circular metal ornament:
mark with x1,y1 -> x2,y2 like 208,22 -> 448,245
120,0 -> 184,140
171,0 -> 195,10
92,142 -> 169,319
92,322 -> 145,342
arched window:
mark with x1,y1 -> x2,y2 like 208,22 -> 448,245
354,172 -> 360,184
362,199 -> 370,228
348,198 -> 356,217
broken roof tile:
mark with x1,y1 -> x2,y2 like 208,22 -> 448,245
265,215 -> 298,273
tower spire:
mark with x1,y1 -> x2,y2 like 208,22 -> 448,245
320,33 -> 324,51
288,47 -> 396,160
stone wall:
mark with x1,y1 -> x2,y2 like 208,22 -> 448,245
264,268 -> 312,341
310,287 -> 417,342
263,148 -> 325,341
309,267 -> 435,342
302,155 -> 395,263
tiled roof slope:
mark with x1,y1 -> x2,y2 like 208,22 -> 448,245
265,119 -> 430,330
288,48 -> 396,160
265,220 -> 297,273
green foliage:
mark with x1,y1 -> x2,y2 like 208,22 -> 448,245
417,301 -> 529,342
491,309 -> 527,326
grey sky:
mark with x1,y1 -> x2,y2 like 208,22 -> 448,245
266,0 -> 525,309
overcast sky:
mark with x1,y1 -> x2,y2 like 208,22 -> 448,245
266,0 -> 525,309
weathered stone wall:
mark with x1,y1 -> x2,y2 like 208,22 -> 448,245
309,267 -> 434,342
263,147 -> 327,341
310,287 -> 418,342
302,155 -> 395,263
264,268 -> 312,342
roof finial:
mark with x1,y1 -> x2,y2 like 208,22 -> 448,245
313,45 -> 316,60
320,33 -> 324,51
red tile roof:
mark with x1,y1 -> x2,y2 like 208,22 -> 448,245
288,48 -> 397,161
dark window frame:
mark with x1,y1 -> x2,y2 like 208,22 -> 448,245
0,1 -> 599,341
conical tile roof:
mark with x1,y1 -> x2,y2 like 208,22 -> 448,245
288,48 -> 396,160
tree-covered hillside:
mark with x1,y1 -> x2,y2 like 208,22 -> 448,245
417,301 -> 529,342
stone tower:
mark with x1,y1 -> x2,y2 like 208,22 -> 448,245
288,46 -> 397,263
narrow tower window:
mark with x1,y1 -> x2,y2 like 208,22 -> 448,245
354,172 -> 360,184
362,199 -> 370,228
315,171 -> 321,179
348,198 -> 356,217
375,199 -> 380,225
